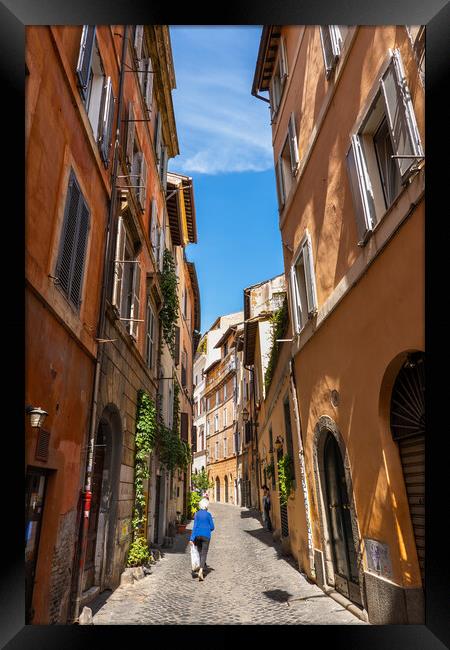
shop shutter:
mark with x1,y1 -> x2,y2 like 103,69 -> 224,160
130,262 -> 141,339
346,135 -> 376,245
112,216 -> 126,309
76,25 -> 96,100
126,102 -> 135,168
99,77 -> 114,165
288,112 -> 300,175
380,49 -> 423,183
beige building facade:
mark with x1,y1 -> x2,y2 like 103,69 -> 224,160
252,26 -> 425,624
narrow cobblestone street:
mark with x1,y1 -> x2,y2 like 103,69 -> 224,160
92,503 -> 367,625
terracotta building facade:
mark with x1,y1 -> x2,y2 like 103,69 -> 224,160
252,25 -> 425,624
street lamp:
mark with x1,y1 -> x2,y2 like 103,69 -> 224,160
25,405 -> 48,429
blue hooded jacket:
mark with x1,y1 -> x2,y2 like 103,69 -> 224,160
190,509 -> 215,541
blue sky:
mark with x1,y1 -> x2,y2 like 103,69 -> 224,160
168,27 -> 284,333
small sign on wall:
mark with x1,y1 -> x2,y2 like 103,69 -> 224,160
364,538 -> 393,579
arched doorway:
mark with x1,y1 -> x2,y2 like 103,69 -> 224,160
323,432 -> 361,604
82,404 -> 122,594
224,475 -> 229,503
215,477 -> 221,502
390,352 -> 425,585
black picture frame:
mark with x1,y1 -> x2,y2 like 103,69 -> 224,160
5,0 -> 449,647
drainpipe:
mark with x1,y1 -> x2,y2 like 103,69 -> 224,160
288,358 -> 315,578
71,25 -> 129,622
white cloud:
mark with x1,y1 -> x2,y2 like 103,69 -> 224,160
169,27 -> 273,175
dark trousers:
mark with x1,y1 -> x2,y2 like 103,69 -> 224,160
194,536 -> 210,570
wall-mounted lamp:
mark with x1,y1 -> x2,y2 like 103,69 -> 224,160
26,405 -> 48,429
274,435 -> 284,450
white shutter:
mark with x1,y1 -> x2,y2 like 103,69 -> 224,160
304,234 -> 318,315
112,216 -> 126,309
150,198 -> 158,253
320,26 -> 338,77
130,262 -> 141,339
279,36 -> 288,80
145,58 -> 154,109
380,49 -> 423,183
346,135 -> 376,245
126,102 -> 135,168
139,155 -> 147,210
154,113 -> 162,165
99,77 -> 114,164
288,112 -> 300,175
275,156 -> 285,211
329,26 -> 342,58
134,25 -> 144,60
290,265 -> 302,334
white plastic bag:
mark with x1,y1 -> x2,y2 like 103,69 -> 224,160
190,543 -> 200,571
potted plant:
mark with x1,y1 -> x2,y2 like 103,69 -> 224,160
177,514 -> 187,533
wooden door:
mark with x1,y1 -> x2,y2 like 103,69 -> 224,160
84,427 -> 105,591
25,468 -> 48,623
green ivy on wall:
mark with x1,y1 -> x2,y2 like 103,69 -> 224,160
157,423 -> 192,472
264,298 -> 289,393
160,249 -> 179,355
278,454 -> 295,506
127,390 -> 157,567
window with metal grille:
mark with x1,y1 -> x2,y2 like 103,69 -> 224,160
56,171 -> 90,309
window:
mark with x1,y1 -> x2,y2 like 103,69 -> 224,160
223,342 -> 228,357
290,232 -> 318,334
224,437 -> 228,457
125,103 -> 147,211
56,171 -> 90,309
223,381 -> 227,400
76,26 -> 115,165
145,298 -> 156,370
214,413 -> 219,432
181,349 -> 187,388
216,391 -> 219,406
215,441 -> 219,460
112,216 -> 141,339
206,419 -> 210,436
346,49 -> 424,245
206,396 -> 211,411
269,36 -> 288,120
223,408 -> 227,428
134,27 -> 154,112
275,113 -> 299,211
199,426 -> 204,451
319,26 -> 348,79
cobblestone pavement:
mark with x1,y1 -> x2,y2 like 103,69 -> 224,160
92,503 -> 368,625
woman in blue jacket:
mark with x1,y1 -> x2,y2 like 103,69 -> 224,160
189,497 -> 214,581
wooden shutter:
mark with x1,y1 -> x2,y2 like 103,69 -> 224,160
304,235 -> 318,315
146,300 -> 155,368
76,25 -> 95,100
275,156 -> 285,211
154,112 -> 162,165
279,36 -> 288,80
57,175 -> 80,297
57,173 -> 90,309
134,25 -> 144,60
126,102 -> 135,168
174,326 -> 180,366
130,262 -> 141,339
158,221 -> 165,272
329,26 -> 342,58
290,264 -> 303,333
288,112 -> 300,175
319,26 -> 337,77
112,216 -> 126,309
99,77 -> 114,164
160,145 -> 169,191
380,49 -> 423,183
181,413 -> 189,442
191,426 -> 197,452
70,200 -> 90,306
150,198 -> 158,252
145,58 -> 154,109
346,135 -> 376,245
139,154 -> 147,210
